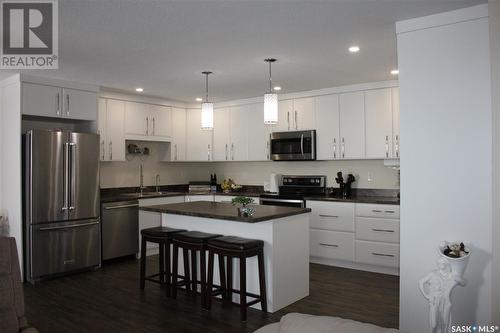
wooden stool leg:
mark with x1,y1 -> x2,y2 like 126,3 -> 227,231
226,256 -> 233,304
159,241 -> 165,284
218,254 -> 226,300
165,241 -> 171,297
140,236 -> 147,290
183,248 -> 190,290
171,243 -> 179,298
191,250 -> 198,292
206,250 -> 214,310
258,250 -> 268,312
200,248 -> 207,309
239,256 -> 247,321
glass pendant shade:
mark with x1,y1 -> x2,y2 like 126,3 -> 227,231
201,102 -> 214,129
264,92 -> 278,124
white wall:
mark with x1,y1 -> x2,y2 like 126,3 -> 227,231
397,5 -> 492,332
490,0 -> 500,323
0,81 -> 23,273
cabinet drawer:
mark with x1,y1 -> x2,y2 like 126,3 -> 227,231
356,204 -> 399,219
307,201 -> 354,232
310,229 -> 354,261
356,217 -> 399,243
355,240 -> 399,267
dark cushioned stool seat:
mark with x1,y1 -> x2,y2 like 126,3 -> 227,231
173,231 -> 222,243
141,226 -> 185,237
208,236 -> 264,251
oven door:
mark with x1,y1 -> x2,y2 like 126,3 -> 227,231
270,130 -> 316,161
259,197 -> 305,208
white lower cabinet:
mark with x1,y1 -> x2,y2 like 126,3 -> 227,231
355,240 -> 399,268
138,196 -> 185,256
307,200 -> 400,274
310,229 -> 355,261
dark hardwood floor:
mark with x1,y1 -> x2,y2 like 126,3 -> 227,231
24,256 -> 399,333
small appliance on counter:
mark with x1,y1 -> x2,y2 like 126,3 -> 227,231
335,172 -> 356,198
210,174 -> 217,193
188,181 -> 212,194
264,173 -> 281,193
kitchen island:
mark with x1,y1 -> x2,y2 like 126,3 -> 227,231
140,201 -> 311,312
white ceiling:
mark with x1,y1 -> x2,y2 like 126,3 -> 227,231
1,0 -> 484,102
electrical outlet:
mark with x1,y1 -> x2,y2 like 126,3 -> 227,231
367,172 -> 374,183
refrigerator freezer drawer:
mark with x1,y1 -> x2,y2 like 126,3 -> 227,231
29,219 -> 100,281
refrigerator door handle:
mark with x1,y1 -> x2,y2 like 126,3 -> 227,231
62,142 -> 69,211
68,142 -> 76,210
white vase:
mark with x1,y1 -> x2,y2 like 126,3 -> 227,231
438,242 -> 471,278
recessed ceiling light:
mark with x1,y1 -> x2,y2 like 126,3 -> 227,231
273,86 -> 282,91
135,87 -> 144,92
348,45 -> 360,53
195,97 -> 203,102
391,69 -> 399,75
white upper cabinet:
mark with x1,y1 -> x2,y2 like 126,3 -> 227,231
124,101 -> 148,136
213,107 -> 231,161
229,105 -> 249,161
246,103 -> 270,161
315,94 -> 340,160
149,105 -> 172,138
292,97 -> 316,130
62,88 -> 97,121
22,83 -> 97,121
339,91 -> 365,159
186,108 -> 213,161
170,107 -> 186,161
392,87 -> 400,158
365,88 -> 393,159
98,98 -> 125,162
124,101 -> 172,141
275,99 -> 293,132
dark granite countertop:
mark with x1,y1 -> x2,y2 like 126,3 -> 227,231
304,195 -> 400,205
100,191 -> 262,203
140,201 -> 311,223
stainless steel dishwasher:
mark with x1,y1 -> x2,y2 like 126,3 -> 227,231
101,200 -> 139,261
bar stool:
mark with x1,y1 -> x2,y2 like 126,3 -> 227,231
171,231 -> 222,307
206,236 -> 267,321
140,226 -> 185,296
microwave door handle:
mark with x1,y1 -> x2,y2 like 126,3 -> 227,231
300,134 -> 304,156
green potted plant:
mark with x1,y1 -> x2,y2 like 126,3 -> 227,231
231,196 -> 255,217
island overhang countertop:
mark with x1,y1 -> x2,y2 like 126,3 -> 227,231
140,201 -> 311,223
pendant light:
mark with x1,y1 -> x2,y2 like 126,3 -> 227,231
201,71 -> 214,130
263,58 -> 278,124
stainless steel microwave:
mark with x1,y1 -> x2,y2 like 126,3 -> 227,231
270,130 -> 316,161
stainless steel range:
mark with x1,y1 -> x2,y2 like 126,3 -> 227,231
259,175 -> 326,208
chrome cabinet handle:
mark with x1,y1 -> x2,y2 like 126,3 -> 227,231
385,210 -> 395,213
372,252 -> 395,258
319,214 -> 339,218
225,143 -> 228,160
109,141 -> 113,160
372,209 -> 382,213
56,93 -> 60,116
287,111 -> 290,130
333,138 -> 337,159
395,135 -> 399,158
208,144 -> 211,161
101,141 -> 105,160
294,110 -> 298,130
174,144 -> 178,161
341,137 -> 345,158
231,143 -> 234,160
385,135 -> 389,158
266,140 -> 270,160
146,117 -> 149,135
39,221 -> 99,231
372,228 -> 395,233
319,243 -> 339,248
66,94 -> 70,116
152,117 -> 155,135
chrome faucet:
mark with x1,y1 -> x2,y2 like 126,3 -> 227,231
155,174 -> 161,193
139,164 -> 146,194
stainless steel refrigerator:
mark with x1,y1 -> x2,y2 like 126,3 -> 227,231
24,129 -> 100,283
